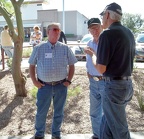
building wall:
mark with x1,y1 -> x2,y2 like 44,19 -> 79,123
21,3 -> 44,20
0,2 -> 89,40
58,11 -> 77,35
38,9 -> 58,27
76,12 -> 89,38
58,11 -> 89,40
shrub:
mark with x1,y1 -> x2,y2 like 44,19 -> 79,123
135,78 -> 144,111
29,85 -> 81,99
30,86 -> 37,99
22,48 -> 32,57
6,58 -> 13,70
133,69 -> 144,111
136,92 -> 144,111
67,86 -> 81,98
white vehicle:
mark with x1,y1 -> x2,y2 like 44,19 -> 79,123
72,34 -> 93,61
135,34 -> 144,62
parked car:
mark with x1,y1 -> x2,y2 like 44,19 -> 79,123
70,34 -> 93,61
78,34 -> 93,43
135,34 -> 144,62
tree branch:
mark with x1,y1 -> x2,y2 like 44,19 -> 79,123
10,0 -> 24,38
10,0 -> 24,7
0,4 -> 14,30
0,2 -> 13,17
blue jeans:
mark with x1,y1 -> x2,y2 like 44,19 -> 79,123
89,78 -> 103,138
35,83 -> 67,137
2,46 -> 13,58
100,79 -> 133,139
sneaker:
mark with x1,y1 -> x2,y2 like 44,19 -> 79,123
51,136 -> 61,139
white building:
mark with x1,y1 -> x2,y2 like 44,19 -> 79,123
0,0 -> 89,41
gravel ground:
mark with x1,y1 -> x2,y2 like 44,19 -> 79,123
0,67 -> 144,136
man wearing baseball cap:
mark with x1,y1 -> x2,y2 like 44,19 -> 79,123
87,2 -> 135,139
84,18 -> 103,139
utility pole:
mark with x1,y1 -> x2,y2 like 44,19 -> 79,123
62,0 -> 65,32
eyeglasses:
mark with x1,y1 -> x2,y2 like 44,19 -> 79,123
49,28 -> 61,32
100,12 -> 106,19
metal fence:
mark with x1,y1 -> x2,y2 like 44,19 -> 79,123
0,42 -> 86,70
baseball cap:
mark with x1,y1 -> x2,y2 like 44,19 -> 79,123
100,2 -> 122,16
87,18 -> 101,28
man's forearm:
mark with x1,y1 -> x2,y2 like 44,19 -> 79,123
29,65 -> 37,83
92,54 -> 97,66
91,55 -> 106,74
67,65 -> 75,81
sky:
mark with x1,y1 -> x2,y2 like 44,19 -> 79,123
45,0 -> 144,18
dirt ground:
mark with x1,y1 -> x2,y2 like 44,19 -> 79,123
0,66 -> 144,136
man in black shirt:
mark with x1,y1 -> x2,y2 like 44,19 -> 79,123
58,31 -> 67,44
87,2 -> 135,139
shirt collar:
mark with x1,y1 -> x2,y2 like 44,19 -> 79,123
109,21 -> 121,28
47,41 -> 60,48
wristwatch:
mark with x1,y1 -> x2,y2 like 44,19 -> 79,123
66,79 -> 71,84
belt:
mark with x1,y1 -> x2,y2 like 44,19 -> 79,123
38,78 -> 66,86
92,76 -> 103,81
103,76 -> 131,81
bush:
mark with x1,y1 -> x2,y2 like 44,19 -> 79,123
22,48 -> 32,57
135,77 -> 144,111
29,85 -> 81,99
6,58 -> 13,70
30,86 -> 37,99
136,92 -> 144,111
133,69 -> 144,111
65,34 -> 74,38
67,86 -> 81,98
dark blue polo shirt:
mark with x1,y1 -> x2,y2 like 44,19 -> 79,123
97,22 -> 135,77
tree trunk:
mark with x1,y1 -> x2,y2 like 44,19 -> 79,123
11,40 -> 27,97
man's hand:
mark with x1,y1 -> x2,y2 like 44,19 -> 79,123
33,80 -> 45,89
84,46 -> 95,56
63,81 -> 70,87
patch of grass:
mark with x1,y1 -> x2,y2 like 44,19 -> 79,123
136,92 -> 144,111
6,58 -> 13,70
29,85 -> 81,99
136,82 -> 144,111
30,86 -> 37,99
134,71 -> 144,111
23,48 -> 32,57
67,86 -> 81,98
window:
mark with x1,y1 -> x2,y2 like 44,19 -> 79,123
37,4 -> 42,6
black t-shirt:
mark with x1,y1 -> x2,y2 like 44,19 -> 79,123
58,31 -> 67,44
97,22 -> 135,77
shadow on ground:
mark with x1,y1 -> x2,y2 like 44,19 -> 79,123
0,96 -> 24,130
0,70 -> 10,80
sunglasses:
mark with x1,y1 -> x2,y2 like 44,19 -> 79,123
49,28 -> 61,32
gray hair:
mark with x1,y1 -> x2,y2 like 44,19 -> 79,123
47,22 -> 60,31
107,10 -> 122,21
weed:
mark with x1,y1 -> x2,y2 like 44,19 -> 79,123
67,86 -> 81,98
135,80 -> 144,111
6,58 -> 13,69
136,92 -> 144,111
30,86 -> 37,99
133,70 -> 144,111
23,48 -> 32,57
29,85 -> 81,99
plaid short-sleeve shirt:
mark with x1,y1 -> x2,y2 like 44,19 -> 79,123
29,41 -> 77,82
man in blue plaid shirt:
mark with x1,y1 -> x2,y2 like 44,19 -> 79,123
29,22 -> 77,139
